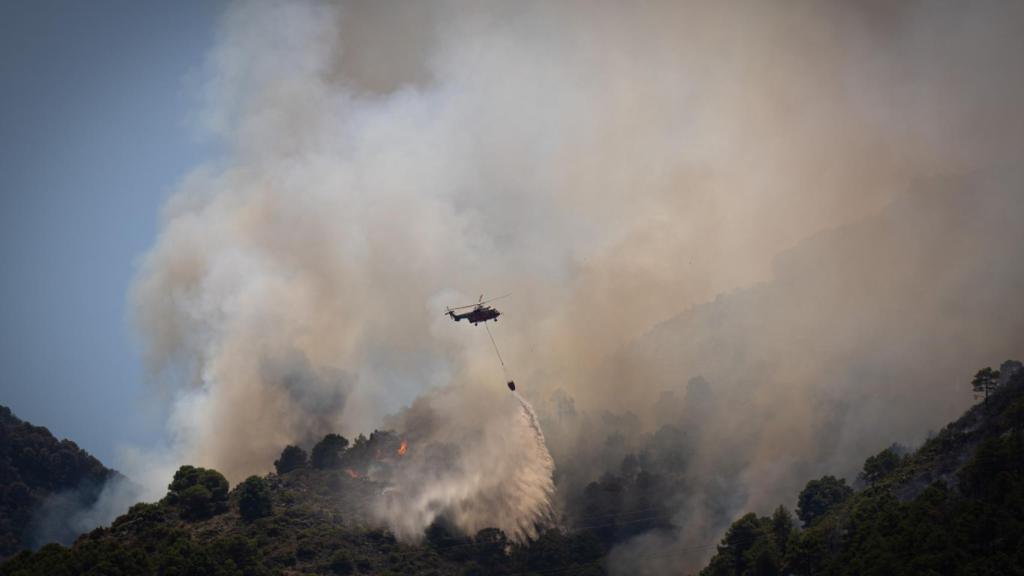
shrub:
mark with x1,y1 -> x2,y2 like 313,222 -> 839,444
329,550 -> 355,574
237,475 -> 273,521
179,485 -> 215,520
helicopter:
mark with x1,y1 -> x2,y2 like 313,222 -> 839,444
445,294 -> 508,325
446,294 -> 516,391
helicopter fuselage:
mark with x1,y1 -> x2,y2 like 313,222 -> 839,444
448,305 -> 500,325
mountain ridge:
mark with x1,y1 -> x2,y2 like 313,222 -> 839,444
0,405 -> 119,559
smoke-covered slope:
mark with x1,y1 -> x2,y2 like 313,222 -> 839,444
5,362 -> 1020,576
701,362 -> 1024,575
626,171 -> 1024,462
527,175 -> 1024,573
119,3 -> 1024,572
0,406 -> 118,558
621,175 -> 1022,523
0,435 -> 602,576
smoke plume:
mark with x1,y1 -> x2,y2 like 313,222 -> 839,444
131,0 -> 1024,567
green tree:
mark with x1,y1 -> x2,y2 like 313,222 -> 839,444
178,484 -> 216,520
702,513 -> 772,576
768,506 -> 795,556
859,446 -> 902,486
972,367 -> 1001,405
236,475 -> 272,521
796,475 -> 852,527
166,465 -> 229,520
746,535 -> 781,576
273,445 -> 308,475
311,434 -> 349,470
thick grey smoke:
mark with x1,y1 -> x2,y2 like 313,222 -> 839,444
131,0 -> 1024,567
577,174 -> 1024,573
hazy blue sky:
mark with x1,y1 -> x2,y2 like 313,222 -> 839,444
0,1 -> 225,464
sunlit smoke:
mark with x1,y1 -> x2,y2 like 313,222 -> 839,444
130,0 -> 1024,568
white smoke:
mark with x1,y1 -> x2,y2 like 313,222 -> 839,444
130,0 -> 1024,560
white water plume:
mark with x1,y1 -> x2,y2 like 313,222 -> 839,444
375,385 -> 555,542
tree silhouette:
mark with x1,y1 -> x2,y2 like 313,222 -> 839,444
274,445 -> 308,475
237,475 -> 272,521
166,465 -> 229,520
972,367 -> 1001,405
796,476 -> 852,527
859,446 -> 902,486
311,434 -> 349,470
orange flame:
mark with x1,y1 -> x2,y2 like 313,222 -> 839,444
345,468 -> 360,479
397,440 -> 408,456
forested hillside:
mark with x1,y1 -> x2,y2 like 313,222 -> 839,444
0,406 -> 118,559
701,361 -> 1024,575
2,361 -> 1021,575
0,431 -> 606,576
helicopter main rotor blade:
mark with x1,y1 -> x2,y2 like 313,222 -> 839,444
445,293 -> 511,314
477,293 -> 511,305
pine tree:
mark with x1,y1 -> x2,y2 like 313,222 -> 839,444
972,367 -> 1001,405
